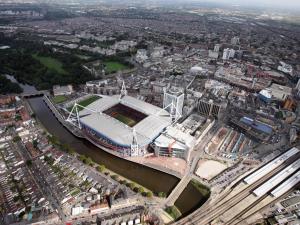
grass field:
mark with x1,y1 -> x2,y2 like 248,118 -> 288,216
32,54 -> 68,74
68,95 -> 101,111
113,113 -> 137,127
103,61 -> 129,73
52,95 -> 68,104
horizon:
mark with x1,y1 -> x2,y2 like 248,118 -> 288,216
36,0 -> 300,12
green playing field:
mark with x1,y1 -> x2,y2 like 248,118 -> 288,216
67,95 -> 101,111
113,113 -> 137,127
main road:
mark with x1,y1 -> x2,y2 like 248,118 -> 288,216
164,123 -> 219,207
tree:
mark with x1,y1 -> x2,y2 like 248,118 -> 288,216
32,140 -> 38,148
158,192 -> 167,198
128,182 -> 136,190
111,175 -> 119,180
15,114 -> 22,121
133,187 -> 139,193
13,136 -> 21,142
0,74 -> 22,94
275,111 -> 284,119
119,180 -> 126,185
85,157 -> 93,166
13,195 -> 21,202
138,187 -> 144,193
79,154 -> 87,162
26,160 -> 32,167
97,165 -> 105,173
146,191 -> 153,198
47,135 -> 60,145
69,148 -> 75,156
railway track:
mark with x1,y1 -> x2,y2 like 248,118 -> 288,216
174,153 -> 300,225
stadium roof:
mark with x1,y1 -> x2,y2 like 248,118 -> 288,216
79,95 -> 119,114
79,95 -> 170,117
78,95 -> 172,147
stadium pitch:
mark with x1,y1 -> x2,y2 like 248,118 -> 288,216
103,103 -> 147,127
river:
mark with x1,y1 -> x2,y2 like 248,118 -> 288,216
5,74 -> 37,94
26,92 -> 207,217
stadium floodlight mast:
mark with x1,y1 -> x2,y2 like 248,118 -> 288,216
131,128 -> 140,156
155,101 -> 182,124
66,103 -> 98,129
119,80 -> 127,100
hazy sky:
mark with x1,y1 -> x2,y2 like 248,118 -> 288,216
200,0 -> 300,9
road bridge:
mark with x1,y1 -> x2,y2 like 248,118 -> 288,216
21,90 -> 50,98
165,174 -> 191,206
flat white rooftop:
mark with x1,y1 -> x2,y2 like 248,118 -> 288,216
253,158 -> 300,197
244,147 -> 300,185
271,170 -> 300,198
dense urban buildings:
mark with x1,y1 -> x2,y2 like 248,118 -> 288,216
0,0 -> 300,225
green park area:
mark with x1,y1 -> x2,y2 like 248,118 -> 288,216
52,95 -> 68,104
32,54 -> 68,75
68,95 -> 101,111
103,61 -> 129,74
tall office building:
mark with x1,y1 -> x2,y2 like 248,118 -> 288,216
214,44 -> 220,52
222,48 -> 230,60
223,48 -> 235,60
163,87 -> 184,121
198,99 -> 227,119
209,50 -> 219,59
231,36 -> 240,45
229,49 -> 236,58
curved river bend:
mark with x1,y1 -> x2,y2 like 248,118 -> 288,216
28,97 -> 206,216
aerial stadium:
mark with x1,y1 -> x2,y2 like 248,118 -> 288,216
66,88 -> 174,157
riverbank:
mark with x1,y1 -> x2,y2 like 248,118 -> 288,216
27,97 -> 179,194
43,94 -> 186,179
30,97 -> 157,199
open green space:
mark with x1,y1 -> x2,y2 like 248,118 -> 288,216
32,54 -> 68,75
52,95 -> 68,104
113,113 -> 137,127
70,188 -> 80,197
103,61 -> 129,73
77,95 -> 101,107
68,95 -> 101,111
0,46 -> 94,90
